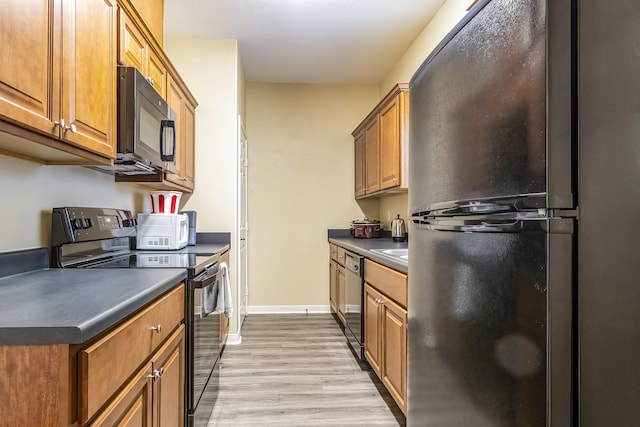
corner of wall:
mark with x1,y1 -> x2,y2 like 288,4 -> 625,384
379,0 -> 469,93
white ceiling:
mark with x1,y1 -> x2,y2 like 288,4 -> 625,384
164,0 -> 447,85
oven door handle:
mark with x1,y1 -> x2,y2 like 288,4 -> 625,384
192,270 -> 222,289
192,264 -> 222,289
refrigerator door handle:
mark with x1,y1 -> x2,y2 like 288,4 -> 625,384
412,194 -> 547,218
436,202 -> 516,216
411,215 -> 429,224
412,203 -> 513,218
416,218 -> 548,233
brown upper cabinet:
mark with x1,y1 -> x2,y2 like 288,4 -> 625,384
115,0 -> 198,192
352,83 -> 409,199
119,9 -> 167,98
164,75 -> 196,190
354,129 -> 366,197
127,0 -> 164,46
0,0 -> 117,165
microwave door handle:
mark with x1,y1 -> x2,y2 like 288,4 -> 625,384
160,120 -> 175,162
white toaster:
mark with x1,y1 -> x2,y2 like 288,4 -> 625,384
136,213 -> 189,250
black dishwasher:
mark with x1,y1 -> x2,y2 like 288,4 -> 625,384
344,250 -> 365,361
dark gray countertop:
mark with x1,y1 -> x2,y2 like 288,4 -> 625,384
146,243 -> 230,256
328,237 -> 408,274
189,243 -> 229,255
0,268 -> 187,345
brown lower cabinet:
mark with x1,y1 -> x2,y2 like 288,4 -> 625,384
364,259 -> 408,415
329,244 -> 346,325
90,325 -> 184,427
0,283 -> 185,427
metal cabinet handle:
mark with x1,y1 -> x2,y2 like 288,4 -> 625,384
147,367 -> 165,381
150,324 -> 162,333
54,119 -> 77,133
147,77 -> 155,86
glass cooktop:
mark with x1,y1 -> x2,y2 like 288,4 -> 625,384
82,252 -> 217,276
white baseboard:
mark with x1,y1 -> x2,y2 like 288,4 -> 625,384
247,305 -> 332,314
225,332 -> 242,346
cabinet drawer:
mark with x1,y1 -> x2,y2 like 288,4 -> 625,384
336,246 -> 346,266
329,243 -> 337,262
79,284 -> 184,423
364,259 -> 407,308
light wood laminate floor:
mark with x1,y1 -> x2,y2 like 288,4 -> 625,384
207,314 -> 405,426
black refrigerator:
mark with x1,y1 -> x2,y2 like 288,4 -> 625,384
407,0 -> 640,426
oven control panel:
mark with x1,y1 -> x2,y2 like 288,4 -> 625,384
51,207 -> 137,246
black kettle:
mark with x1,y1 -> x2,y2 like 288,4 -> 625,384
391,214 -> 406,242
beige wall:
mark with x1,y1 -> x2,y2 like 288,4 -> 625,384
246,84 -> 379,310
165,39 -> 240,232
378,194 -> 410,231
0,151 -> 144,252
165,38 -> 244,335
243,0 -> 469,311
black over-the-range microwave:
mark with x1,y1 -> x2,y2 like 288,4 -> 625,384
97,65 -> 176,175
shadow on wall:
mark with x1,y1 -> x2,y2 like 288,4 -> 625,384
39,210 -> 52,251
356,198 -> 380,222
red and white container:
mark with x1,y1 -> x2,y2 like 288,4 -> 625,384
150,191 -> 182,214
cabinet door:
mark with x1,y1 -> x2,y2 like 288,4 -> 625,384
147,49 -> 166,98
153,325 -> 185,427
165,76 -> 195,190
364,284 -> 382,376
0,0 -> 60,136
329,260 -> 337,313
165,75 -> 184,184
118,9 -> 147,71
337,264 -> 346,325
182,99 -> 196,189
354,129 -> 366,198
379,96 -> 401,190
89,364 -> 153,427
382,298 -> 407,414
364,117 -> 380,194
61,0 -> 117,158
128,0 -> 164,46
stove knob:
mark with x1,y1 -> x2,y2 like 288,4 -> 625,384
72,218 -> 84,230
